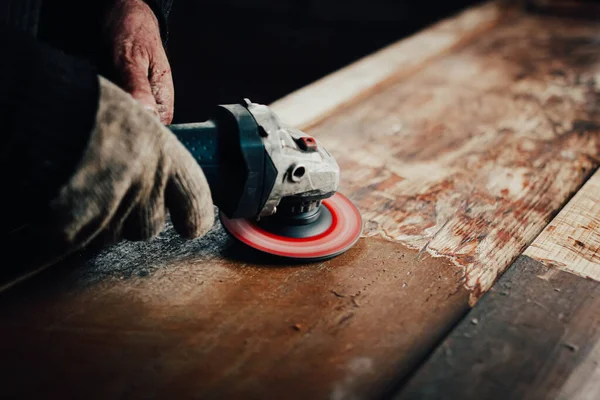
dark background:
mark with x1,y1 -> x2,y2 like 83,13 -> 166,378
166,0 -> 484,123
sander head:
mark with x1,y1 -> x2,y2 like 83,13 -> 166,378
190,99 -> 363,260
220,192 -> 362,261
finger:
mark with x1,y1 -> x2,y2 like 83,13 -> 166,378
121,155 -> 169,241
44,176 -> 127,253
115,48 -> 158,116
94,185 -> 143,245
164,140 -> 214,239
122,190 -> 167,241
149,49 -> 175,124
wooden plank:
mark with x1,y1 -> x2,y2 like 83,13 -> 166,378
269,1 -> 506,129
3,7 -> 600,400
525,170 -> 600,281
0,238 -> 469,399
309,10 -> 600,305
395,147 -> 600,400
394,256 -> 600,400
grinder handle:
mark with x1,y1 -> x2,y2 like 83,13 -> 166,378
166,104 -> 274,220
167,121 -> 220,186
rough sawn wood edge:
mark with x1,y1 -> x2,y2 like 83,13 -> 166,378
392,255 -> 600,400
269,0 -> 508,130
525,168 -> 600,282
393,164 -> 600,399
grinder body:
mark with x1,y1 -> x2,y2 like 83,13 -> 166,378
168,104 -> 276,220
167,100 -> 340,221
167,100 -> 361,261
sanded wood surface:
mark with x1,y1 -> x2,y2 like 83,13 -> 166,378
3,4 -> 600,399
395,135 -> 600,399
525,170 -> 600,281
1,237 -> 469,399
394,256 -> 600,400
310,10 -> 600,304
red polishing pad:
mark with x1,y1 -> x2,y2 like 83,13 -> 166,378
220,193 -> 362,260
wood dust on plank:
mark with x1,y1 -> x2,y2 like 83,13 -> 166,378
308,14 -> 600,304
0,237 -> 469,400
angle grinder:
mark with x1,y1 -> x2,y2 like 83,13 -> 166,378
167,99 -> 362,261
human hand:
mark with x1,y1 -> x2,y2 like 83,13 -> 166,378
10,77 -> 213,269
103,0 -> 174,124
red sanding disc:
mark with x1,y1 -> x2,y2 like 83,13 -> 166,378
220,193 -> 362,260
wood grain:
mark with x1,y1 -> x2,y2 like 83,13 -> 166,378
394,116 -> 600,399
0,236 -> 469,399
269,1 -> 506,129
3,6 -> 600,400
394,255 -> 600,400
309,12 -> 600,304
525,170 -> 600,281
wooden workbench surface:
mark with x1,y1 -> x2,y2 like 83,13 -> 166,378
4,2 -> 600,399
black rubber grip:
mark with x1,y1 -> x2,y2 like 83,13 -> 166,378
168,121 -> 220,186
167,105 -> 275,220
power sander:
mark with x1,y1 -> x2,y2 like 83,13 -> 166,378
167,99 -> 362,261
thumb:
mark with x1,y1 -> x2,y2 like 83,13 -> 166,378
116,54 -> 158,116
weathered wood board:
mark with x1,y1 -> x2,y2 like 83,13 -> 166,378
3,2 -> 600,399
395,168 -> 600,399
1,237 -> 470,399
309,8 -> 600,305
394,256 -> 600,400
525,171 -> 600,281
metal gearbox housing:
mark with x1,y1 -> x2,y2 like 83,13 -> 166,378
243,100 -> 340,219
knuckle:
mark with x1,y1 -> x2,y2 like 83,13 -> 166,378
117,41 -> 149,63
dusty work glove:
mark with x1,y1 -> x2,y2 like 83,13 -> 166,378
102,0 -> 175,124
6,76 -> 213,270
